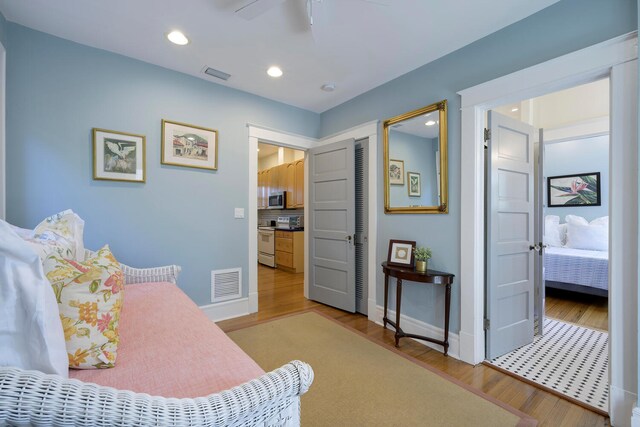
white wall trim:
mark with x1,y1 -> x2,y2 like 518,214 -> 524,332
200,297 -> 250,322
0,41 -> 6,220
543,115 -> 609,143
458,31 -> 638,425
374,306 -> 460,360
609,384 -> 638,427
247,123 -> 317,149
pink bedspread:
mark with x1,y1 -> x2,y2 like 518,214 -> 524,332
70,282 -> 265,398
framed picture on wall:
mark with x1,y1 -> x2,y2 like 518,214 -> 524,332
387,239 -> 416,268
547,172 -> 601,207
389,159 -> 405,185
93,128 -> 146,182
407,172 -> 421,197
161,119 -> 218,170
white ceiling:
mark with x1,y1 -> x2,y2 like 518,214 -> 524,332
392,111 -> 439,139
0,0 -> 560,113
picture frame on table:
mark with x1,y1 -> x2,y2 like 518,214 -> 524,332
387,239 -> 416,268
161,119 -> 218,170
93,128 -> 146,183
389,159 -> 405,185
547,172 -> 601,207
407,172 -> 421,197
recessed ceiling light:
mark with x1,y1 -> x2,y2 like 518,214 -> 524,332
511,107 -> 519,112
167,30 -> 189,46
425,120 -> 436,126
321,83 -> 336,92
267,66 -> 283,78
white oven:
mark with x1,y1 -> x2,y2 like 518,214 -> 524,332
258,227 -> 276,267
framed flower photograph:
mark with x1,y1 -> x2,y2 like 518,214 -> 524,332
407,172 -> 421,197
389,159 -> 405,185
387,239 -> 416,268
93,128 -> 145,182
547,172 -> 601,207
162,119 -> 218,170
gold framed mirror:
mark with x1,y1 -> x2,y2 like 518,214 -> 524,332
383,100 -> 448,214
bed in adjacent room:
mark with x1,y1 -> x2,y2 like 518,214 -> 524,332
543,214 -> 609,297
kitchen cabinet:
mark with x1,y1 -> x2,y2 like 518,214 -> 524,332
294,159 -> 304,208
257,160 -> 304,209
275,230 -> 304,273
285,162 -> 295,208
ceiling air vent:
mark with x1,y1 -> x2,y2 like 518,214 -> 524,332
211,268 -> 242,303
204,67 -> 231,81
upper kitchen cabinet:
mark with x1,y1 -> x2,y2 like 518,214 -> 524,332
285,162 -> 296,208
257,143 -> 305,210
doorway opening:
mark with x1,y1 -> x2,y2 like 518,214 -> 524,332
257,142 -> 311,316
484,78 -> 610,413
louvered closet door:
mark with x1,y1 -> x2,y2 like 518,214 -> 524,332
355,141 -> 368,315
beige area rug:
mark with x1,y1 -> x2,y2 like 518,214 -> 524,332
228,311 -> 536,427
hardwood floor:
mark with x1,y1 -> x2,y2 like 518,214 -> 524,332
218,265 -> 610,426
545,287 -> 608,332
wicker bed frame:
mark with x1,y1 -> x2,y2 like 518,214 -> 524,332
0,253 -> 314,427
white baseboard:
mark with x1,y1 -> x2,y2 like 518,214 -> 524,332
632,407 -> 640,427
200,297 -> 250,322
375,305 -> 460,360
610,384 -> 637,427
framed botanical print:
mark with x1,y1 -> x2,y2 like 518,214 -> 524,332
161,119 -> 218,170
387,239 -> 416,268
408,172 -> 421,197
389,159 -> 405,185
93,128 -> 145,182
547,172 -> 601,207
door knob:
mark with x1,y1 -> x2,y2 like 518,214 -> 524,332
529,244 -> 540,251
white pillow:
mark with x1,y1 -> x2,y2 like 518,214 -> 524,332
544,215 -> 563,247
558,223 -> 568,246
565,221 -> 608,251
34,210 -> 85,261
0,220 -> 69,377
565,214 -> 588,226
590,216 -> 609,227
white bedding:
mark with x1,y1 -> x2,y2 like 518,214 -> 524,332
544,246 -> 608,291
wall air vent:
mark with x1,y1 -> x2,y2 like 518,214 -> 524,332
204,67 -> 231,81
211,268 -> 242,303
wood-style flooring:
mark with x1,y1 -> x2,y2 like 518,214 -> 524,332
217,265 -> 609,427
545,287 -> 608,332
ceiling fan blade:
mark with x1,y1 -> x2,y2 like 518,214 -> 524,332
235,0 -> 287,20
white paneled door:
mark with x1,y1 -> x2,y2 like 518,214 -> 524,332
486,111 -> 536,360
308,139 -> 356,312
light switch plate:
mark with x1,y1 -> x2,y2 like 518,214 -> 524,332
234,208 -> 245,219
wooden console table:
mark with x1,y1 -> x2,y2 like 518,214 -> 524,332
381,261 -> 455,355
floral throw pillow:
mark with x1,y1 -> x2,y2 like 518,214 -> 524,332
43,245 -> 124,369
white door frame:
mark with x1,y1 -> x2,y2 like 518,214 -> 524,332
458,32 -> 637,426
0,40 -> 6,220
247,121 -> 379,320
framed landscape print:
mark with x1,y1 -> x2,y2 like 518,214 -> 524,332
93,128 -> 145,182
162,119 -> 218,170
387,239 -> 416,268
547,172 -> 601,207
389,159 -> 405,185
407,172 -> 421,197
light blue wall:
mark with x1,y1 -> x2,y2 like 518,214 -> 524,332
5,24 -> 320,306
544,136 -> 609,222
388,131 -> 438,207
320,0 -> 636,333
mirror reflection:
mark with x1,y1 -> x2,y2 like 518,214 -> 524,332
384,100 -> 448,214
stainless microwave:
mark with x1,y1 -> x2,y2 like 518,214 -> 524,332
268,192 -> 285,209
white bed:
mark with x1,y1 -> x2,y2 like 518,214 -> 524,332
544,246 -> 608,297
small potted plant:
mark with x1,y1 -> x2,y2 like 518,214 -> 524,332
414,246 -> 432,272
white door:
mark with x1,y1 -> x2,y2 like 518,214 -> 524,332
486,111 -> 536,360
308,139 -> 356,312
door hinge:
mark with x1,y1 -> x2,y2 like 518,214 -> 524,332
484,318 -> 490,330
483,128 -> 490,149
